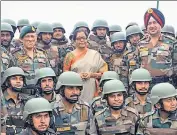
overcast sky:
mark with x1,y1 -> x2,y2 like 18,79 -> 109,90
2,1 -> 177,38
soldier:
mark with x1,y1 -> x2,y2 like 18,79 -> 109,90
11,25 -> 50,85
1,90 -> 8,134
126,68 -> 153,130
161,25 -> 176,38
17,19 -> 30,33
1,45 -> 12,71
138,8 -> 174,86
2,18 -> 17,33
35,67 -> 57,107
90,80 -> 139,134
125,22 -> 138,30
108,24 -> 122,36
139,83 -> 177,135
89,19 -> 113,69
31,21 -> 41,30
90,71 -> 119,115
51,22 -> 69,49
1,67 -> 28,134
53,71 -> 91,134
20,97 -> 56,135
110,32 -> 138,90
37,22 -> 62,76
1,22 -> 20,53
126,25 -> 144,49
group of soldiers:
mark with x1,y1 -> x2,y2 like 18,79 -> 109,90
1,7 -> 177,135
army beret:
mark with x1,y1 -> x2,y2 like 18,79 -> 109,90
144,8 -> 165,28
20,25 -> 36,39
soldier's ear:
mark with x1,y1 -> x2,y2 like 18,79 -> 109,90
154,103 -> 161,109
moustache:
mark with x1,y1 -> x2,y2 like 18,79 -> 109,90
139,88 -> 148,91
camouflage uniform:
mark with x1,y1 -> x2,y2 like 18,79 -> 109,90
19,128 -> 56,135
138,34 -> 173,86
54,71 -> 91,135
90,80 -> 138,135
37,23 -> 62,76
1,90 -> 8,133
11,47 -> 50,85
1,46 -> 11,71
3,91 -> 26,134
172,41 -> 177,88
110,32 -> 139,89
89,20 -> 113,69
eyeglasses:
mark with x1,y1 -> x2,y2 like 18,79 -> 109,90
76,37 -> 87,41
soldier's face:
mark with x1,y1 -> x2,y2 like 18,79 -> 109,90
22,33 -> 37,49
96,27 -> 107,37
9,76 -> 24,88
75,31 -> 87,48
162,97 -> 177,112
32,112 -> 50,131
64,86 -> 81,101
53,28 -> 63,39
1,31 -> 12,46
135,81 -> 150,93
147,17 -> 161,36
129,34 -> 141,45
113,41 -> 125,50
41,33 -> 52,42
107,92 -> 124,107
40,77 -> 54,91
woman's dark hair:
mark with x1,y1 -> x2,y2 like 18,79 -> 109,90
72,29 -> 88,41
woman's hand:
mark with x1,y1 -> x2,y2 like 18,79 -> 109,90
80,72 -> 91,79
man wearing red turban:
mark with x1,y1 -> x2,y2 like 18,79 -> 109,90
138,8 -> 175,87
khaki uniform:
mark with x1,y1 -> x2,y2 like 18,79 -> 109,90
11,47 -> 50,85
53,94 -> 91,135
138,34 -> 173,85
90,106 -> 138,135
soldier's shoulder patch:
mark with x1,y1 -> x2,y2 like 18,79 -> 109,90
11,47 -> 22,54
126,106 -> 138,116
90,96 -> 102,105
94,108 -> 106,118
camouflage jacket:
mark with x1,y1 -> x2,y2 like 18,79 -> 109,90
138,34 -> 173,77
89,34 -> 113,69
1,46 -> 12,71
19,127 -> 56,135
53,94 -> 91,135
3,89 -> 26,134
11,46 -> 50,85
90,106 -> 138,135
51,36 -> 69,49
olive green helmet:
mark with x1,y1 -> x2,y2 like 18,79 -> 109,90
56,71 -> 83,90
109,25 -> 122,33
151,83 -> 177,105
52,22 -> 66,33
126,25 -> 144,40
99,71 -> 119,87
73,21 -> 90,33
91,19 -> 109,32
2,19 -> 17,33
36,22 -> 53,35
130,68 -> 152,83
1,67 -> 25,86
35,67 -> 56,85
141,25 -> 146,31
125,22 -> 138,30
110,32 -> 126,45
103,80 -> 126,99
1,23 -> 14,37
31,21 -> 41,29
17,19 -> 30,27
23,97 -> 52,120
161,25 -> 175,37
